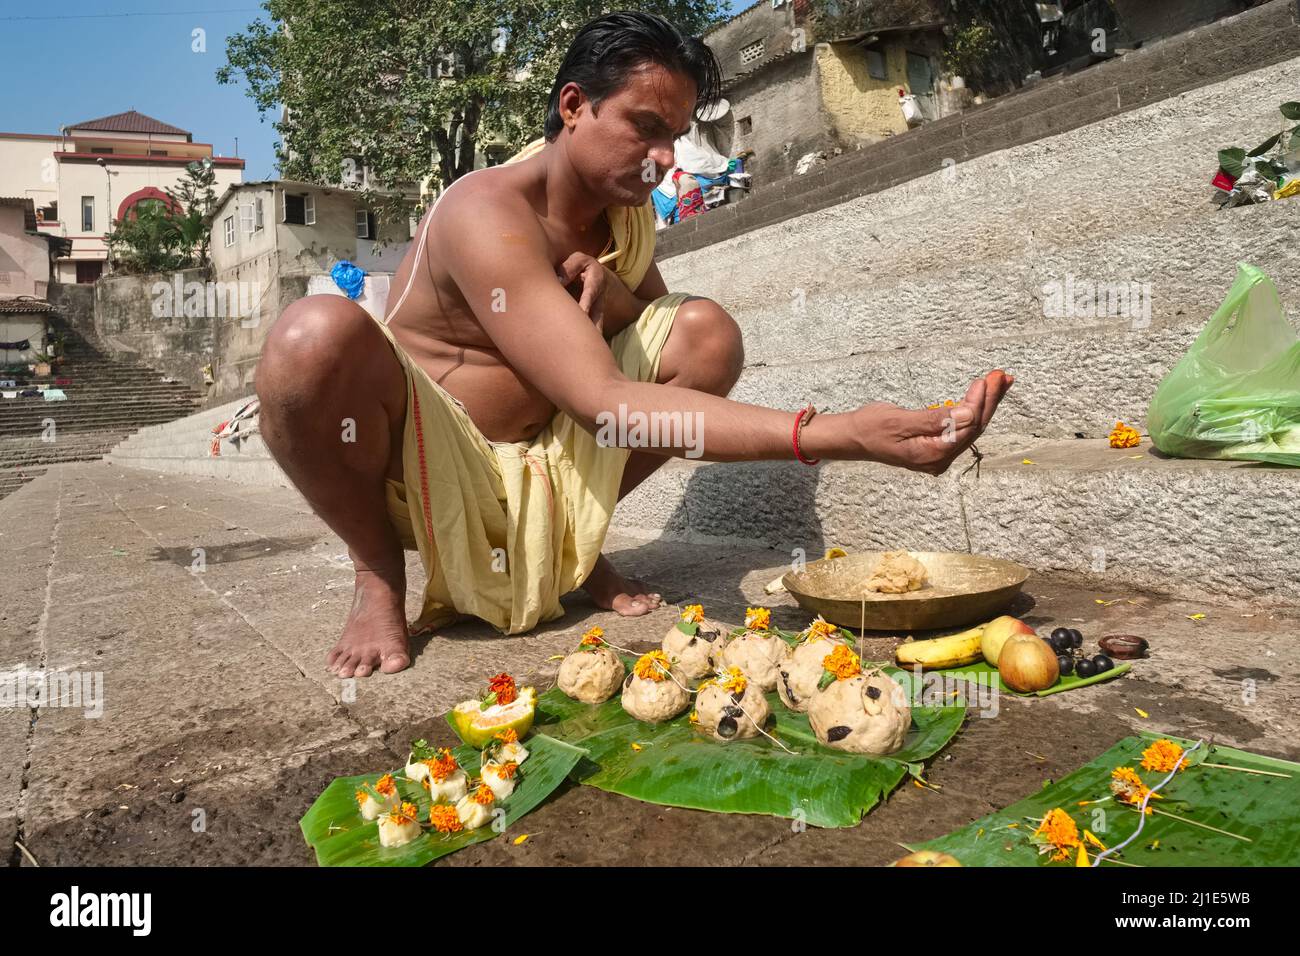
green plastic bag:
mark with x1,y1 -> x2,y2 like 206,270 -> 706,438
1147,263 -> 1300,467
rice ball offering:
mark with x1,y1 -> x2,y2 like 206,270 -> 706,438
377,801 -> 422,848
558,626 -> 626,703
355,772 -> 399,821
662,604 -> 728,680
692,667 -> 771,741
807,645 -> 911,755
863,549 -> 927,594
716,607 -> 785,692
621,650 -> 690,723
777,616 -> 850,712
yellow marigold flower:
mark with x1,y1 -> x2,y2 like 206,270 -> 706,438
1140,738 -> 1187,774
634,650 -> 672,682
719,667 -> 748,696
472,783 -> 495,806
744,607 -> 771,631
494,728 -> 519,745
688,711 -> 698,724
354,788 -> 369,807
579,626 -> 605,649
681,604 -> 704,624
429,804 -> 462,833
374,772 -> 397,797
1034,807 -> 1081,862
822,643 -> 862,680
1108,421 -> 1141,449
806,617 -> 838,642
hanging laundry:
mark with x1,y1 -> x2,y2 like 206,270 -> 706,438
673,170 -> 706,220
43,389 -> 67,401
0,338 -> 31,352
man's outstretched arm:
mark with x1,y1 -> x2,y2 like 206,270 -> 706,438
436,183 -> 1011,473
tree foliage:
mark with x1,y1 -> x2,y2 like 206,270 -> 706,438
217,1 -> 725,221
104,161 -> 219,275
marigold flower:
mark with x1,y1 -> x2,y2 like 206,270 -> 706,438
429,804 -> 463,833
1034,807 -> 1081,862
719,667 -> 748,696
426,748 -> 459,782
688,711 -> 699,724
354,788 -> 369,807
1109,421 -> 1141,449
389,801 -> 419,825
634,650 -> 672,682
472,783 -> 495,806
488,672 -> 518,706
681,604 -> 704,624
494,728 -> 519,745
745,607 -> 771,631
1111,766 -> 1161,813
1140,738 -> 1187,774
374,772 -> 397,797
806,617 -> 838,642
823,644 -> 862,680
493,761 -> 519,780
579,626 -> 605,649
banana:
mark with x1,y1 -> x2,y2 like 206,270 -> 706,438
894,625 -> 986,669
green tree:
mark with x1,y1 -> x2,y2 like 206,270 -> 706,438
104,161 -> 218,274
217,1 -> 725,222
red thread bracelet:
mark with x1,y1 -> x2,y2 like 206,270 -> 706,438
792,404 -> 820,465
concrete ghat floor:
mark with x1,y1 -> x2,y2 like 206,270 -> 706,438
1,461 -> 1296,867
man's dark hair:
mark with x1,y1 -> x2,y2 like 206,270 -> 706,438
544,11 -> 723,142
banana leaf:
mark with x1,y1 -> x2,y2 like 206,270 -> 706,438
913,733 -> 1300,866
536,665 -> 966,829
299,733 -> 585,867
927,660 -> 1131,696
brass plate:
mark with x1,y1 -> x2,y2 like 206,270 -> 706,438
782,551 -> 1029,632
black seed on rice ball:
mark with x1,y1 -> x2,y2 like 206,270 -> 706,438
717,716 -> 738,738
827,725 -> 852,742
866,685 -> 881,699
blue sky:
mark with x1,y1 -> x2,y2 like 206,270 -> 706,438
0,1 -> 750,183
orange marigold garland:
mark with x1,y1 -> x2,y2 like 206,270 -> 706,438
389,801 -> 419,825
805,617 -> 838,642
744,607 -> 772,631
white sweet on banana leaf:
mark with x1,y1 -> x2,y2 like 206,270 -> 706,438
495,740 -> 529,766
807,672 -> 911,755
662,618 -> 727,680
377,808 -> 422,848
621,655 -> 690,723
426,768 -> 468,804
777,633 -> 849,712
694,674 -> 771,741
717,630 -> 784,692
404,760 -> 431,784
455,792 -> 494,830
356,789 -> 398,821
557,645 -> 625,703
480,761 -> 518,800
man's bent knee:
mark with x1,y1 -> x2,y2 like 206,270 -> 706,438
673,296 -> 745,391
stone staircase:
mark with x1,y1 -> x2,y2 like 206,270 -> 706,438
0,319 -> 204,499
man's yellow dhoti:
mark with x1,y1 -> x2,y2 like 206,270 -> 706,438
375,139 -> 688,635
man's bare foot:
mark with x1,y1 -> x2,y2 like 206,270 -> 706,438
581,553 -> 663,616
327,569 -> 411,678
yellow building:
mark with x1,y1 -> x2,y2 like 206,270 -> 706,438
0,111 -> 244,284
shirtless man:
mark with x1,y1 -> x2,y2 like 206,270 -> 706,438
254,12 -> 1013,679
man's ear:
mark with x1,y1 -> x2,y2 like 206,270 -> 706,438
558,82 -> 587,130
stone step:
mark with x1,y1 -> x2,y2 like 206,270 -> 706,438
614,438 -> 1300,609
